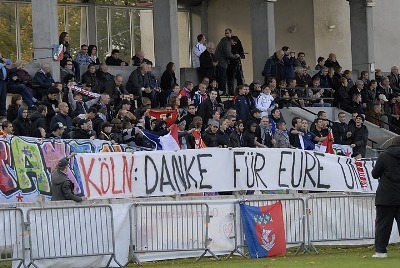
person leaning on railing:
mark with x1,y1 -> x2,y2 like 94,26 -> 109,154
51,153 -> 86,202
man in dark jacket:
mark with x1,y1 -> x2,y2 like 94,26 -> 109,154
30,105 -> 48,137
262,50 -> 285,85
49,102 -> 73,138
33,62 -> 55,100
226,29 -> 245,95
73,118 -> 92,139
199,42 -> 217,81
214,31 -> 240,95
51,154 -> 86,202
197,89 -> 218,126
126,63 -> 153,105
202,120 -> 219,147
349,114 -> 368,158
371,136 -> 400,258
102,74 -> 128,106
332,112 -> 351,145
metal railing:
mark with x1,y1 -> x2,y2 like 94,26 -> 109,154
306,194 -> 376,253
0,208 -> 25,268
128,202 -> 218,265
228,197 -> 309,258
26,205 -> 122,268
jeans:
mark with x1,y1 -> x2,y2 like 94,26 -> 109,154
7,83 -> 36,107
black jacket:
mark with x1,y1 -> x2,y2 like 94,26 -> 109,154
349,124 -> 368,157
199,50 -> 216,80
12,117 -> 31,136
372,145 -> 400,205
216,130 -> 231,148
126,68 -> 149,95
332,121 -> 350,145
51,168 -> 82,202
30,111 -> 47,137
74,128 -> 91,139
202,130 -> 219,147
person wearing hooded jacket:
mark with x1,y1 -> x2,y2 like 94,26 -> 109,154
371,136 -> 400,258
51,153 -> 86,202
30,105 -> 47,137
12,107 -> 31,136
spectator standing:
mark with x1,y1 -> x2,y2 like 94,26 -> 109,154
199,42 -> 218,81
50,102 -> 73,138
12,107 -> 31,136
30,105 -> 48,138
349,114 -> 368,158
192,34 -> 207,69
371,136 -> 400,258
51,154 -> 86,202
255,116 -> 275,148
160,62 -> 177,107
227,29 -> 245,96
75,44 -> 91,66
88,45 -> 100,65
214,30 -> 240,95
281,46 -> 296,81
273,121 -> 291,148
332,112 -> 351,145
262,50 -> 285,85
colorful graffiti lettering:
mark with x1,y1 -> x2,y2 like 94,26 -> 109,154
0,136 -> 148,203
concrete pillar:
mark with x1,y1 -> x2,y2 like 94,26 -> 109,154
201,0 -> 209,38
153,0 -> 180,82
250,0 -> 276,82
31,0 -> 60,81
87,0 -> 97,46
349,0 -> 375,78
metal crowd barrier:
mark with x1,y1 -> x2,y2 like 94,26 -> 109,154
128,202 -> 218,265
26,205 -> 122,268
306,194 -> 376,253
228,197 -> 308,258
0,208 -> 25,268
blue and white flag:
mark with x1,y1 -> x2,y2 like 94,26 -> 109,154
141,129 -> 180,151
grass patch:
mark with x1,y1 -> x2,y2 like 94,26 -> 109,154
131,244 -> 400,268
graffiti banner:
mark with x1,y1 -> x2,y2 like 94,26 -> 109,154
0,136 -> 146,203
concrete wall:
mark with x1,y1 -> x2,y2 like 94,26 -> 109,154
373,0 -> 400,71
313,0 -> 352,70
140,10 -> 155,64
207,0 -> 253,82
275,0 -> 316,70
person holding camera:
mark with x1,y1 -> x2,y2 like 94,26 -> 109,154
226,29 -> 245,96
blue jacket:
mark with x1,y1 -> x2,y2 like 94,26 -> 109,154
262,54 -> 285,83
33,70 -> 55,89
236,95 -> 251,121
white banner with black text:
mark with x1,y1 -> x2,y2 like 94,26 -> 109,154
76,148 -> 377,199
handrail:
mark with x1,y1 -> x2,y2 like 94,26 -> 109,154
287,100 -> 378,148
339,101 -> 400,133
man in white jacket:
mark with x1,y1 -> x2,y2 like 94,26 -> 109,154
192,34 -> 207,69
256,85 -> 275,117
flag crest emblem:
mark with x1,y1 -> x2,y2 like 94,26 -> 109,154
240,202 -> 286,258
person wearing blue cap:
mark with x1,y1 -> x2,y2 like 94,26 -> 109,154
51,153 -> 86,202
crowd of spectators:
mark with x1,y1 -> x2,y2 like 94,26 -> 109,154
4,28 -> 400,160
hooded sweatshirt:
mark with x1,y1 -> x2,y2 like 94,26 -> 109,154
372,145 -> 400,206
12,107 -> 31,136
